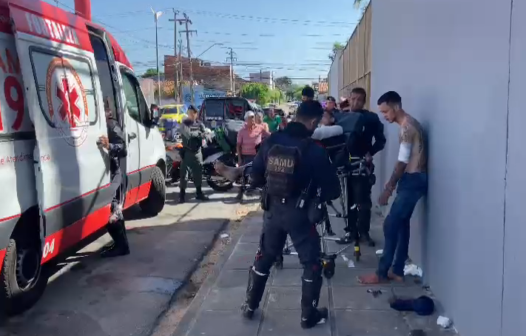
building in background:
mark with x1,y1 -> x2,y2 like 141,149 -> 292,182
249,71 -> 274,89
335,2 -> 526,336
139,78 -> 155,105
164,55 -> 244,92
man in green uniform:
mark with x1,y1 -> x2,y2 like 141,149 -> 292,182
179,106 -> 209,203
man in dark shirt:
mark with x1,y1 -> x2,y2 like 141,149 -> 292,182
98,103 -> 130,258
242,101 -> 340,329
337,87 -> 386,246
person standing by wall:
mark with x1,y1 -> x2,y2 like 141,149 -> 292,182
358,91 -> 427,284
179,106 -> 209,203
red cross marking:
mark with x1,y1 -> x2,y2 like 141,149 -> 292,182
56,77 -> 82,127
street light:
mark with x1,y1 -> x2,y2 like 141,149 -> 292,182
151,8 -> 163,106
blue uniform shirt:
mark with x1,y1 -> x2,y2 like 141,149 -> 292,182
250,122 -> 341,202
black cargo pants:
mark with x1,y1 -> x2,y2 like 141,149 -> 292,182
345,173 -> 373,237
246,201 -> 323,312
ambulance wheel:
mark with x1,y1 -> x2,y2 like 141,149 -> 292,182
0,234 -> 48,316
140,166 -> 166,216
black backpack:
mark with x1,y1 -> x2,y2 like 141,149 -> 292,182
265,140 -> 310,198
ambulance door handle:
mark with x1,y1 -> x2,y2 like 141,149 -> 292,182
128,132 -> 137,143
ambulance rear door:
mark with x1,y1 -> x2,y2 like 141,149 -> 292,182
8,0 -> 113,259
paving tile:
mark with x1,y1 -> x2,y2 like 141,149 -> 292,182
271,268 -> 303,286
331,286 -> 393,310
224,243 -> 259,270
215,269 -> 252,288
330,267 -> 411,287
333,310 -> 410,336
187,310 -> 260,336
202,286 -> 248,310
266,286 -> 329,310
259,310 -> 331,336
392,286 -> 433,298
402,312 -> 457,336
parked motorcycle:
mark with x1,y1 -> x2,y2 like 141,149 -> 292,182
165,127 -> 236,192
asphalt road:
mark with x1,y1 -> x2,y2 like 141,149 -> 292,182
0,183 -> 258,336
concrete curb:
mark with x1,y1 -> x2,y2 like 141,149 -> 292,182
149,217 -> 230,336
171,210 -> 262,336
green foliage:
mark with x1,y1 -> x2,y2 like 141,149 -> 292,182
142,68 -> 163,78
285,84 -> 303,101
329,42 -> 345,61
241,83 -> 283,105
274,76 -> 292,91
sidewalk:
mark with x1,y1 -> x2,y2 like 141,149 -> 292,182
173,207 -> 456,336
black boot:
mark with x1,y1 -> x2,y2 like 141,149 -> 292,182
179,189 -> 186,203
362,232 -> 376,247
195,187 -> 209,201
324,219 -> 335,236
241,267 -> 268,319
101,220 -> 130,258
300,276 -> 328,329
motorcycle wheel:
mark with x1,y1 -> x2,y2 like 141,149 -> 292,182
207,177 -> 234,192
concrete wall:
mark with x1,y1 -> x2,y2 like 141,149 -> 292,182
328,50 -> 342,98
371,1 -> 525,336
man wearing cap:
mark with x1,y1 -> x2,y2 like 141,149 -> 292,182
179,105 -> 209,203
236,111 -> 270,201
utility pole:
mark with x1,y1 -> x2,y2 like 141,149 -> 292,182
177,39 -> 183,102
178,13 -> 197,104
169,9 -> 180,102
226,48 -> 237,93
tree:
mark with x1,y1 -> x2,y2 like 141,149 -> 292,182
241,83 -> 272,105
328,42 -> 345,62
285,84 -> 302,101
274,76 -> 292,91
142,68 -> 163,78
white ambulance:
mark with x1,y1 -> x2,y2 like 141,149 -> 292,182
0,0 -> 167,315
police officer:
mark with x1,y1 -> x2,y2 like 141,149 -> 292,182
98,101 -> 130,258
241,100 -> 341,329
337,87 -> 386,246
179,105 -> 209,203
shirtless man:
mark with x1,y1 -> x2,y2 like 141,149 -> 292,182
358,91 -> 427,284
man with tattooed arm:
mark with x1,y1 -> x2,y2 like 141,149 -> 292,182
358,91 -> 428,284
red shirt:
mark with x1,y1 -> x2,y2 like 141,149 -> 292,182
237,124 -> 269,155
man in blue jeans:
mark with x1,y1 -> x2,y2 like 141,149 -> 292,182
359,91 -> 427,284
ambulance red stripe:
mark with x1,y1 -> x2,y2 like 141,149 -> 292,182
10,1 -> 94,53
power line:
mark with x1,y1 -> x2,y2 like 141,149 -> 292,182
96,7 -> 356,27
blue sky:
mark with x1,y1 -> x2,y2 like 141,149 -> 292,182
45,0 -> 362,84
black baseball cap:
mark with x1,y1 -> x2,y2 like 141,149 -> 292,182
327,96 -> 336,102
